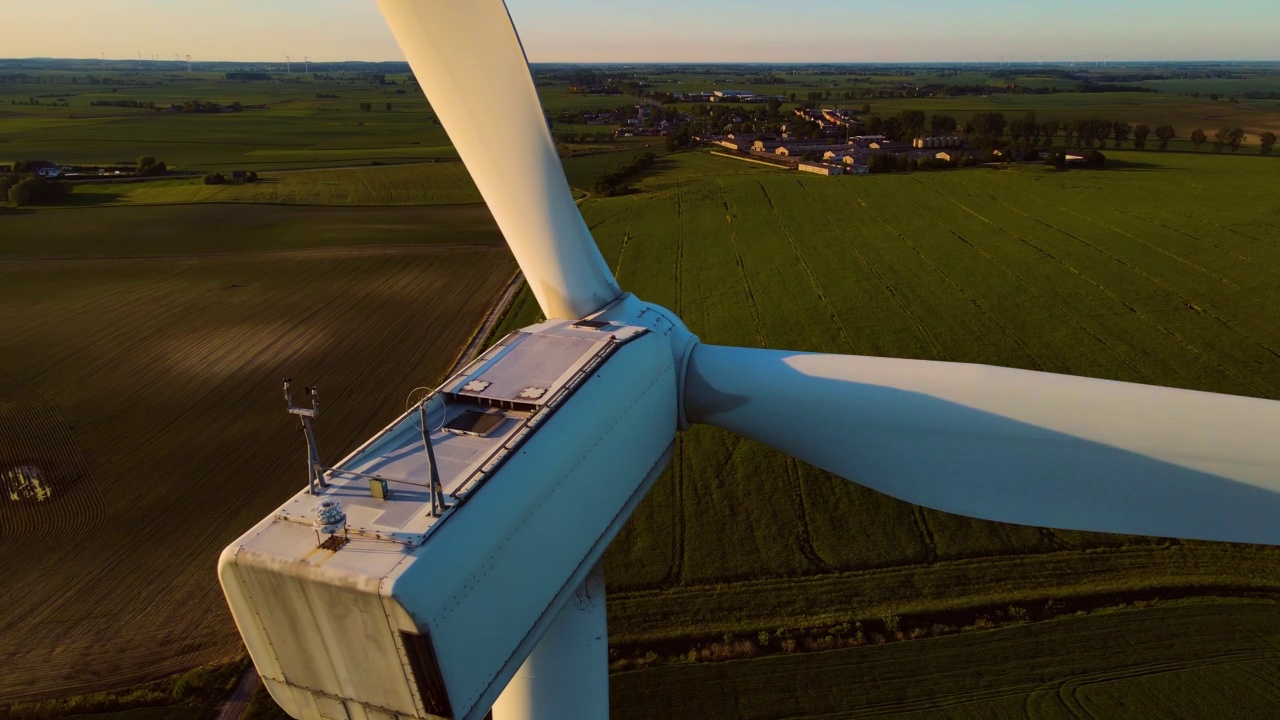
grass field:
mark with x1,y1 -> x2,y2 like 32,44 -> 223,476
0,203 -> 516,702
44,153 -> 655,209
56,163 -> 484,207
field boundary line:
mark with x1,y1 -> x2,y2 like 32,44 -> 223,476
949,176 -> 1280,369
448,270 -> 525,376
899,186 -> 1150,381
0,242 -> 506,264
675,179 -> 685,316
1169,211 -> 1276,250
670,436 -> 687,585
37,199 -> 492,211
785,458 -> 838,574
1119,208 -> 1276,274
715,183 -> 766,347
942,175 -> 1280,368
755,180 -> 855,352
909,177 -> 1262,394
613,197 -> 637,281
708,151 -> 791,170
797,178 -> 949,361
858,187 -> 1048,370
609,538 -> 1243,601
1043,201 -> 1253,290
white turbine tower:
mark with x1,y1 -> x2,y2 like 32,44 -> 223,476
219,1 -> 1280,720
285,54 -> 292,73
304,56 -> 310,73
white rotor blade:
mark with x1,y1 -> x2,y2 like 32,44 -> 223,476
685,344 -> 1280,545
377,0 -> 621,320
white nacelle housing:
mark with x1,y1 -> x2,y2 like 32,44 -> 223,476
219,318 -> 677,720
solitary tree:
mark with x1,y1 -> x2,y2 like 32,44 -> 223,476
930,113 -> 957,135
1191,128 -> 1207,152
359,102 -> 373,112
1133,124 -> 1151,151
385,102 -> 393,111
1261,131 -> 1277,156
1155,125 -> 1176,151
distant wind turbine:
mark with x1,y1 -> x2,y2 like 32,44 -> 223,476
304,56 -> 310,73
285,55 -> 292,73
186,54 -> 192,73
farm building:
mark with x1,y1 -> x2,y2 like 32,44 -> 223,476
913,136 -> 964,149
713,89 -> 754,101
935,151 -> 955,162
776,143 -> 855,157
798,161 -> 844,176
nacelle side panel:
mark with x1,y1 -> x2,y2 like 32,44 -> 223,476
389,330 -> 676,718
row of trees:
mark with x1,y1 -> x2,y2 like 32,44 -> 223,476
591,152 -> 657,197
862,147 -> 1106,175
0,174 -> 70,207
867,109 -> 1277,155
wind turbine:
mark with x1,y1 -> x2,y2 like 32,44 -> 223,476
218,1 -> 1280,720
186,54 -> 192,73
285,54 -> 292,73
304,56 -> 310,73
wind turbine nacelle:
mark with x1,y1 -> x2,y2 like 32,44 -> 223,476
219,317 -> 677,720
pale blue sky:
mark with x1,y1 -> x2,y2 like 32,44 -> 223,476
7,0 -> 1278,63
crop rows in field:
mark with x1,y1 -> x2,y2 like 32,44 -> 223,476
0,371 -> 105,545
611,599 -> 1280,720
0,232 -> 515,701
538,151 -> 1280,645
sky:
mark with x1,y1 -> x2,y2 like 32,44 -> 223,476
7,0 -> 1279,64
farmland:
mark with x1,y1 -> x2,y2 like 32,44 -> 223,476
6,59 -> 1280,717
0,201 -> 516,701
483,148 -> 1280,713
613,599 -> 1280,719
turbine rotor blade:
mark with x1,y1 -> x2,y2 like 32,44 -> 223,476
377,0 -> 621,320
685,344 -> 1280,545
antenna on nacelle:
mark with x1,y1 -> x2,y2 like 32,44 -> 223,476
284,379 -> 326,494
416,401 -> 446,517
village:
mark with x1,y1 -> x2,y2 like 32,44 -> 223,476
562,86 -> 1103,177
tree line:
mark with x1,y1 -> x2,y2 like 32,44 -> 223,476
591,152 -> 657,197
867,109 -> 1276,155
1,156 -> 169,207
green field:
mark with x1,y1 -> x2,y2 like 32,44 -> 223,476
485,150 -> 1280,703
6,62 -> 1280,717
54,163 -> 484,207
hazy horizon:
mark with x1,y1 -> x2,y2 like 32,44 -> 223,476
8,0 -> 1280,64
